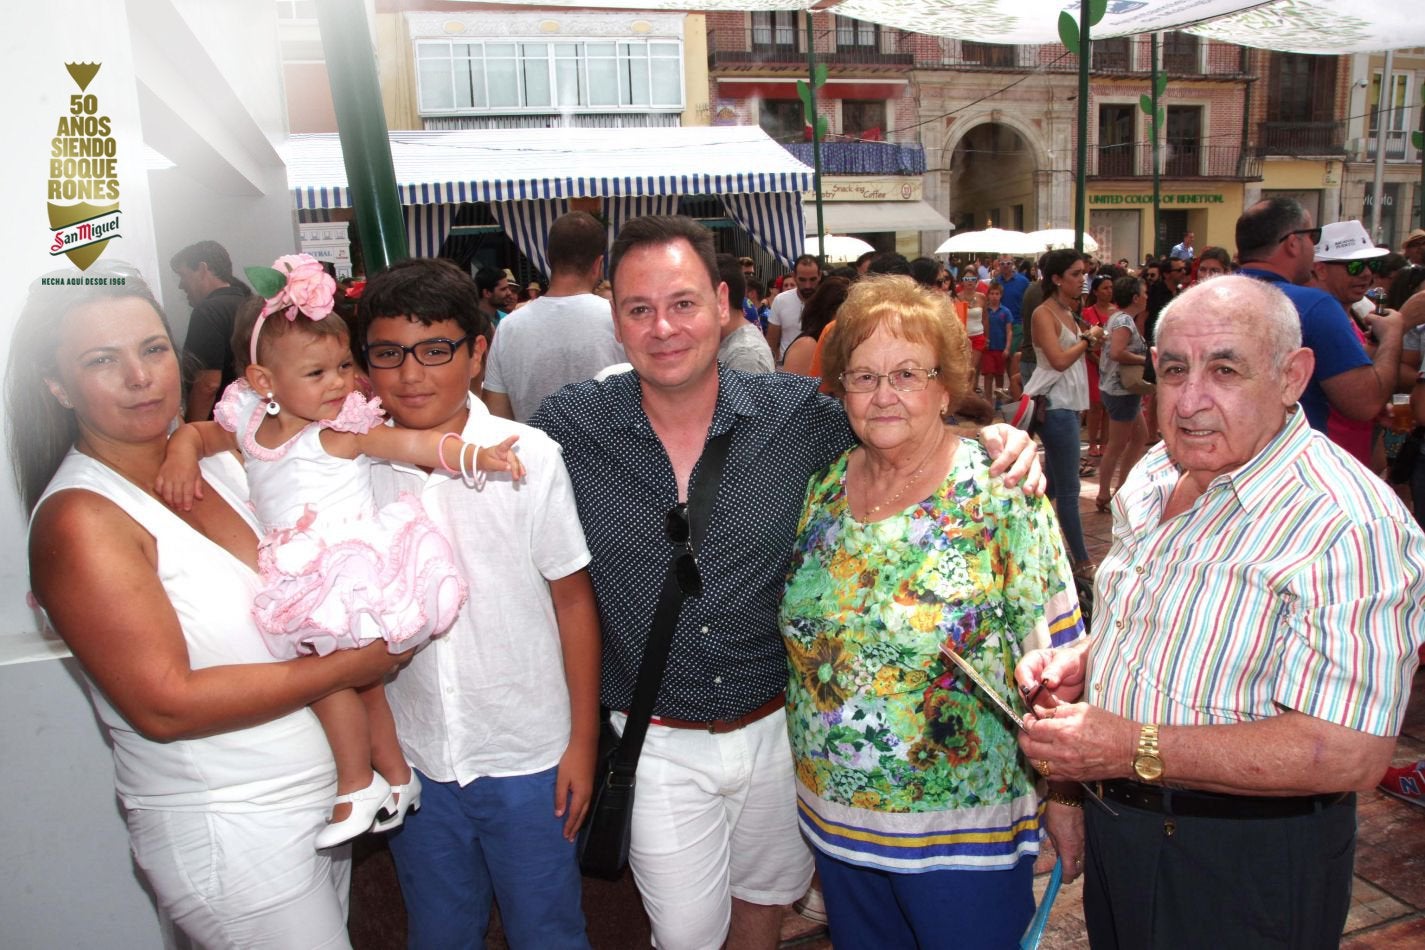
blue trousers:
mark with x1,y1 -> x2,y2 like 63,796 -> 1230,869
815,850 -> 1035,950
1038,406 -> 1090,564
385,766 -> 590,950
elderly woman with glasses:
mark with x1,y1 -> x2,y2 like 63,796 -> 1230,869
779,276 -> 1087,949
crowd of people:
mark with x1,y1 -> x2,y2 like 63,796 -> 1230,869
11,205 -> 1425,950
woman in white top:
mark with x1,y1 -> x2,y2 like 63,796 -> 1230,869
8,272 -> 405,949
959,272 -> 986,392
1025,249 -> 1104,577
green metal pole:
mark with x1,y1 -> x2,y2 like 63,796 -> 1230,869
316,0 -> 407,271
806,12 -> 826,270
1151,33 -> 1162,259
1075,0 -> 1091,254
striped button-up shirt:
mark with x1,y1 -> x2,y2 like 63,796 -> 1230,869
1087,409 -> 1425,737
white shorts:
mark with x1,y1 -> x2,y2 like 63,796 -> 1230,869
612,707 -> 814,950
127,803 -> 352,950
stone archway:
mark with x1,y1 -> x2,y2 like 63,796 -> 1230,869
944,118 -> 1043,234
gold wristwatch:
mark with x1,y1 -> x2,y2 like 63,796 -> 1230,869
1132,723 -> 1164,783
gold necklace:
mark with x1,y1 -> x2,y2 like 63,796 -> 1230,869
863,431 -> 945,516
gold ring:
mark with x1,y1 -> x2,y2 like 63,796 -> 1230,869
1035,759 -> 1051,777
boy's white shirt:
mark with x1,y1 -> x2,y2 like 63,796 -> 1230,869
370,395 -> 592,784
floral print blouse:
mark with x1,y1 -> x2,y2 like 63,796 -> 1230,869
780,440 -> 1084,873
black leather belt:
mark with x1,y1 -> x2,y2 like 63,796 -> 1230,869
1098,780 -> 1351,820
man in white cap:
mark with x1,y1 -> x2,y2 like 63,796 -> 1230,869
1236,199 -> 1403,466
1308,221 -> 1423,466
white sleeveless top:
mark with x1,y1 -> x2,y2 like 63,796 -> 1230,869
1027,315 -> 1090,412
32,450 -> 336,812
965,305 -> 985,337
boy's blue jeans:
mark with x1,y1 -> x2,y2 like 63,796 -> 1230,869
386,765 -> 590,949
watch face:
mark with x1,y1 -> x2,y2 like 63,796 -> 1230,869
1134,754 -> 1164,782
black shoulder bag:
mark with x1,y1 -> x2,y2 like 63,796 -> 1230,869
576,430 -> 733,879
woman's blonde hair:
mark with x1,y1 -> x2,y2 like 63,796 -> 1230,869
821,275 -> 970,410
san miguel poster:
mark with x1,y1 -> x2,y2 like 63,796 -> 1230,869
1,4 -> 295,944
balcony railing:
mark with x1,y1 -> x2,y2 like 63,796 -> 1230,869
782,140 -> 926,175
918,41 -> 1249,76
1093,46 -> 1132,72
1362,128 -> 1417,162
1090,143 -> 1262,179
1256,121 -> 1347,156
708,29 -> 913,68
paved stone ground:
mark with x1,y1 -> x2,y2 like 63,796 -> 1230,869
349,457 -> 1425,949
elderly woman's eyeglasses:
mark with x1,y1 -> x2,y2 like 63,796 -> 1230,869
364,336 -> 472,369
840,367 -> 940,393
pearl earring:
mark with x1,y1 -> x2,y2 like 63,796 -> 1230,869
265,392 -> 281,416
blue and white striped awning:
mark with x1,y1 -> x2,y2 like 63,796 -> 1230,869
282,126 -> 814,211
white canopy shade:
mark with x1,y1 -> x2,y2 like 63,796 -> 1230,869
936,229 -> 1040,256
1028,229 -> 1101,255
807,234 -> 876,262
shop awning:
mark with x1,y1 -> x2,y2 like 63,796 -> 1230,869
283,126 -> 814,269
282,126 -> 813,210
810,200 -> 954,234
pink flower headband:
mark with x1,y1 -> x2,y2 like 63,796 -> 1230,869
243,253 -> 338,366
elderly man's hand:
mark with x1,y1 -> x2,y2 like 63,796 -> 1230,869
1018,702 -> 1137,784
1015,639 -> 1090,706
981,423 -> 1045,495
1042,797 -> 1087,883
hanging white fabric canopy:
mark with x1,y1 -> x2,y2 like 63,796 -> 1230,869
807,234 -> 876,261
936,229 -> 1040,256
1029,229 -> 1101,255
463,0 -> 1425,54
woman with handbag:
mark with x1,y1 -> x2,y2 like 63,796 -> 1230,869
1095,276 -> 1152,512
1024,249 -> 1103,578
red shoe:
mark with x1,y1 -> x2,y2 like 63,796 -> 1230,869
1379,763 -> 1425,807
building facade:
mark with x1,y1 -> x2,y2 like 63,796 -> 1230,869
915,33 -> 1262,265
1343,48 -> 1424,252
705,11 -> 947,263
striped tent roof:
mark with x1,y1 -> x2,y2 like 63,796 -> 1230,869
283,126 -> 815,211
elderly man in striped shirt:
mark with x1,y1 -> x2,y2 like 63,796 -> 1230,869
1014,275 -> 1425,949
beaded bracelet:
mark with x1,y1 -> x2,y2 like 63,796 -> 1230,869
436,432 -> 462,474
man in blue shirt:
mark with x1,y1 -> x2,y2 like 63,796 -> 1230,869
994,256 -> 1029,320
1235,197 -> 1402,439
1169,231 -> 1195,261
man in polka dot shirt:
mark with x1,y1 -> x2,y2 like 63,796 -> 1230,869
530,215 -> 1042,950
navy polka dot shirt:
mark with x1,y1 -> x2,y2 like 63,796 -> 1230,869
531,366 -> 855,720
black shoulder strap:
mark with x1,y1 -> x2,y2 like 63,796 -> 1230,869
610,429 -> 734,775
686,429 -> 732,554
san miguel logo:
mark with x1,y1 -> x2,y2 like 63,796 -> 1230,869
48,62 -> 121,270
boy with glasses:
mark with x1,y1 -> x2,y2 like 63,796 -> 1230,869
359,257 -> 599,949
